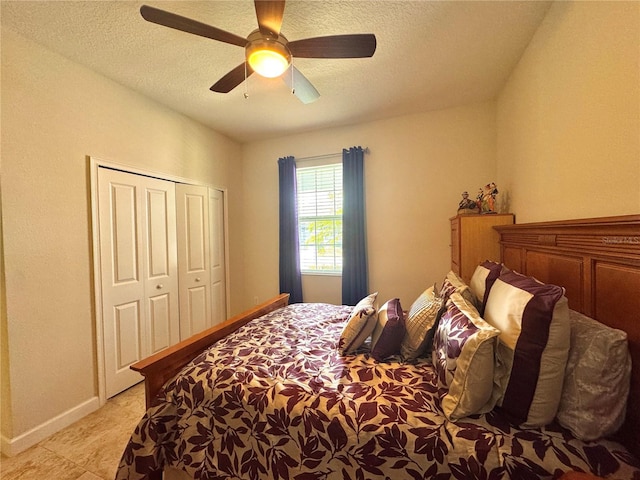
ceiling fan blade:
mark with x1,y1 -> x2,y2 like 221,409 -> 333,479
254,0 -> 286,37
140,5 -> 247,48
210,63 -> 254,93
282,66 -> 320,104
289,34 -> 377,58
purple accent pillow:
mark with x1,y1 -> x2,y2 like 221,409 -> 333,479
370,298 -> 405,361
484,270 -> 570,427
469,260 -> 504,315
432,293 -> 500,420
440,271 -> 475,306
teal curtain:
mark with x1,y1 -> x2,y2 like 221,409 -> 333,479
342,146 -> 368,305
278,156 -> 303,303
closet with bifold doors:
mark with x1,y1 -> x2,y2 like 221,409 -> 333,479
95,166 -> 227,398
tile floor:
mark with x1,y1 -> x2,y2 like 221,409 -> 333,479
0,382 -> 146,480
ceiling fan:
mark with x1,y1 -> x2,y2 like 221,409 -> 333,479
140,0 -> 377,104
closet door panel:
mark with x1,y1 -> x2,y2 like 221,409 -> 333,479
177,184 -> 211,339
112,184 -> 139,283
187,286 -> 208,335
98,169 -> 147,398
146,189 -> 171,277
209,189 -> 227,325
144,179 -> 180,352
149,294 -> 171,352
114,301 -> 143,369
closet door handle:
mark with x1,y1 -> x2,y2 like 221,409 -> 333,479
195,277 -> 201,282
156,284 -> 163,289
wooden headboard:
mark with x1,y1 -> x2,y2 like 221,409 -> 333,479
494,215 -> 640,458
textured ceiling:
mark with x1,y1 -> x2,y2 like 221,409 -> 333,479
1,1 -> 552,143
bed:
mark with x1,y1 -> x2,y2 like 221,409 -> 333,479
116,215 -> 640,480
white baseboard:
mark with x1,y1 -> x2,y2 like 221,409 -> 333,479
0,396 -> 100,457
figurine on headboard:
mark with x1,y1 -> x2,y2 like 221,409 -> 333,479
457,191 -> 480,215
478,182 -> 498,213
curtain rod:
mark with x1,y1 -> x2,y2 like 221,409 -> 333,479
296,147 -> 369,162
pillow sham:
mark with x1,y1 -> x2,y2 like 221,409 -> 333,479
556,309 -> 631,441
400,284 -> 446,361
469,260 -> 504,316
440,271 -> 475,306
338,292 -> 378,355
371,298 -> 405,361
483,270 -> 570,427
432,292 -> 500,420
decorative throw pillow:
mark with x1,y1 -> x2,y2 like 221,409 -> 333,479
469,260 -> 504,316
338,292 -> 378,355
556,310 -> 631,441
371,298 -> 405,361
400,284 -> 446,361
432,292 -> 501,420
483,270 -> 570,427
440,271 -> 475,306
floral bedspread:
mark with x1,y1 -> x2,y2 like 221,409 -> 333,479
116,303 -> 640,480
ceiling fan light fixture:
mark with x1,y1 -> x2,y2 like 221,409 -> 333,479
248,49 -> 289,77
246,31 -> 291,78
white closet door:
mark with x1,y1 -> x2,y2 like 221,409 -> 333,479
209,188 -> 227,325
176,184 -> 211,338
98,168 -> 179,398
144,179 -> 180,353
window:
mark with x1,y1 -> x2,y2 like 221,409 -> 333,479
296,163 -> 343,274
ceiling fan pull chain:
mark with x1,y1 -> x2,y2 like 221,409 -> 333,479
290,59 -> 295,96
244,62 -> 249,99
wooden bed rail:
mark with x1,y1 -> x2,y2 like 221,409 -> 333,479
131,293 -> 290,409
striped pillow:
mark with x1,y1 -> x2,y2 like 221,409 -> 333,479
400,285 -> 445,361
484,270 -> 570,427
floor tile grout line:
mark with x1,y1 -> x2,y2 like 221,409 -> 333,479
38,443 -> 98,478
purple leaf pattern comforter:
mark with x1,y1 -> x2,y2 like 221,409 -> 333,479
116,303 -> 640,480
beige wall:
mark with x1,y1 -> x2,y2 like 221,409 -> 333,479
0,189 -> 10,439
242,102 -> 497,311
0,29 -> 244,451
496,1 -> 640,223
